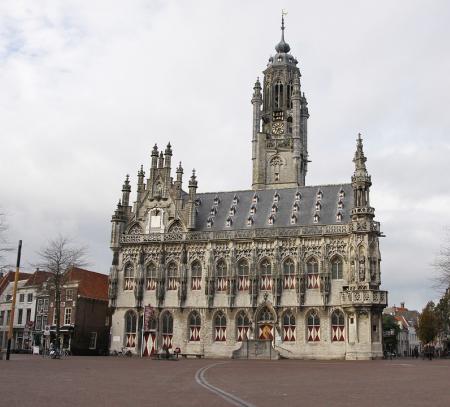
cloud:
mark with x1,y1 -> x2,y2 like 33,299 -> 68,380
1,0 -> 449,311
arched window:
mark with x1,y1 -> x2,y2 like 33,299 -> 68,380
287,81 -> 293,109
214,311 -> 226,342
274,80 -> 284,109
124,310 -> 137,348
236,311 -> 250,342
283,311 -> 296,342
331,310 -> 345,342
167,262 -> 178,290
237,259 -> 250,291
307,258 -> 319,289
283,258 -> 296,289
146,262 -> 157,290
260,259 -> 272,290
191,261 -> 202,290
189,311 -> 201,342
307,310 -> 320,342
331,257 -> 343,280
216,260 -> 227,292
124,263 -> 134,291
161,311 -> 173,349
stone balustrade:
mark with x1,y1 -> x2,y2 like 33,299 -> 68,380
340,289 -> 388,307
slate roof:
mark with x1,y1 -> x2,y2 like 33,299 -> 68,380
194,183 -> 353,232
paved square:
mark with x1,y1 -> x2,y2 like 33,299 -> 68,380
0,356 -> 449,407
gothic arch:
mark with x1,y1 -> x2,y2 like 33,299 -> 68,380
127,222 -> 143,235
167,220 -> 184,233
254,301 -> 277,324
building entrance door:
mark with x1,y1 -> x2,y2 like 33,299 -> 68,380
142,331 -> 157,356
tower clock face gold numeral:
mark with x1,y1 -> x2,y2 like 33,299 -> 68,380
272,122 -> 285,135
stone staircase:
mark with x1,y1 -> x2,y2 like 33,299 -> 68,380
232,339 -> 280,360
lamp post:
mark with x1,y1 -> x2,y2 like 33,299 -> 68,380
6,240 -> 22,360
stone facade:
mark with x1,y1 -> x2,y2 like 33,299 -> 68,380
108,18 -> 387,360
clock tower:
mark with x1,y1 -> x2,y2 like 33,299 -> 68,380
252,16 -> 309,190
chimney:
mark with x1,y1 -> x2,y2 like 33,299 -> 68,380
400,302 -> 405,309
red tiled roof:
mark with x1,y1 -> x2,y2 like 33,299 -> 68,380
24,270 -> 53,287
65,267 -> 108,301
0,271 -> 32,296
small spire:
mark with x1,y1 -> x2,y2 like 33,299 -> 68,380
151,144 -> 158,156
165,142 -> 172,155
353,133 -> 368,174
275,10 -> 290,53
138,165 -> 144,176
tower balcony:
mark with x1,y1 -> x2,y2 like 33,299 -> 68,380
340,288 -> 387,308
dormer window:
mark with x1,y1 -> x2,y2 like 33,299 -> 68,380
313,214 -> 320,224
316,190 -> 323,201
232,195 -> 239,205
277,56 -> 282,62
252,194 -> 258,204
250,205 -> 256,215
268,214 -> 275,225
337,200 -> 344,210
226,217 -> 233,227
290,214 -> 297,225
213,195 -> 220,206
195,198 -> 201,207
210,207 -> 217,216
315,201 -> 321,211
207,217 -> 214,228
295,191 -> 301,201
247,216 -> 254,226
229,206 -> 236,216
293,202 -> 300,212
271,204 -> 278,214
339,189 -> 345,199
336,212 -> 343,222
273,192 -> 280,203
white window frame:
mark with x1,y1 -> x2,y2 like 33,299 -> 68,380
64,308 -> 72,325
66,289 -> 73,301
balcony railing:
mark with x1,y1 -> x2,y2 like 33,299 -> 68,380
340,289 -> 388,307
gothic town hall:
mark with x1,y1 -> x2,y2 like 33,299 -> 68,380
108,19 -> 388,360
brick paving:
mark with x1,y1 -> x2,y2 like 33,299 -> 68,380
0,355 -> 449,407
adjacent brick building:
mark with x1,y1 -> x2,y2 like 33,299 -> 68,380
34,267 -> 110,355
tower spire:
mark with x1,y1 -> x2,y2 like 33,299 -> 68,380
275,10 -> 290,53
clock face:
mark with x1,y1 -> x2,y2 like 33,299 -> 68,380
272,122 -> 285,135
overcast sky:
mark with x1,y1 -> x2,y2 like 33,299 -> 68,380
1,1 -> 449,311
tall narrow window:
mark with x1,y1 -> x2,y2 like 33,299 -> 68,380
283,312 -> 296,342
274,81 -> 284,109
17,309 -> 23,325
189,311 -> 201,342
307,258 -> 319,289
331,310 -> 345,342
161,312 -> 173,349
287,81 -> 293,108
260,259 -> 272,290
238,259 -> 250,291
331,257 -> 343,280
307,310 -> 320,342
64,308 -> 72,325
146,262 -> 157,290
216,260 -> 227,292
191,261 -> 202,290
167,262 -> 178,290
283,258 -> 296,289
124,263 -> 134,291
214,311 -> 226,342
125,310 -> 137,348
236,311 -> 250,342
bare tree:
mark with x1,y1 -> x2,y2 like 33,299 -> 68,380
0,211 -> 12,272
36,235 -> 88,350
433,229 -> 450,291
